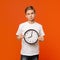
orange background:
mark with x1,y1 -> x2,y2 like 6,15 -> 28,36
0,0 -> 60,60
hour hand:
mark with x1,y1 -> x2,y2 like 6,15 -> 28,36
28,31 -> 33,38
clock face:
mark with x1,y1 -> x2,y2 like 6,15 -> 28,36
24,29 -> 39,44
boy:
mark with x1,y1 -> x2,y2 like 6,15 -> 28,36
16,6 -> 45,60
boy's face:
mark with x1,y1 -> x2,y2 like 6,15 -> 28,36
25,10 -> 36,21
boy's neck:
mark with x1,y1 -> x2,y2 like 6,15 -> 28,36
27,20 -> 35,24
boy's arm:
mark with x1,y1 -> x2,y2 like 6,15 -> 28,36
16,34 -> 24,40
38,25 -> 45,42
16,24 -> 23,40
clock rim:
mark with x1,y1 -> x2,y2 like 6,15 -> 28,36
24,29 -> 39,44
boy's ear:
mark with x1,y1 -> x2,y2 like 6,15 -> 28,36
33,12 -> 36,16
25,15 -> 27,18
33,14 -> 36,17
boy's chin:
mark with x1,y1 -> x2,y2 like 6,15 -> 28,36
28,19 -> 34,21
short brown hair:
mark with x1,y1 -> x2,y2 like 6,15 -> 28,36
25,6 -> 36,14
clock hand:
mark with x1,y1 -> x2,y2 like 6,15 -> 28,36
28,31 -> 33,38
31,31 -> 33,37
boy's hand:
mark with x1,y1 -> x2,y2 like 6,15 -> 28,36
38,36 -> 44,42
19,34 -> 24,39
17,34 -> 24,40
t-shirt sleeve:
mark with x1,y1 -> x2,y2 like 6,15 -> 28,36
16,24 -> 22,35
39,25 -> 45,36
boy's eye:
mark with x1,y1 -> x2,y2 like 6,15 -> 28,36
28,13 -> 30,15
27,13 -> 30,15
31,12 -> 34,14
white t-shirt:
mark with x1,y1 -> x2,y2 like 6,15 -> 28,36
16,21 -> 45,56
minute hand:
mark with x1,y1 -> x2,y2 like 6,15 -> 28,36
28,31 -> 33,38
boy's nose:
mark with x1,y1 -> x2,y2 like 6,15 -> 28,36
30,14 -> 32,17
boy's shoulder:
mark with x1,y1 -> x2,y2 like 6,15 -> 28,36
19,21 -> 27,26
35,22 -> 42,27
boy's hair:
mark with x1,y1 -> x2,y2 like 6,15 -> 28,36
25,6 -> 36,14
